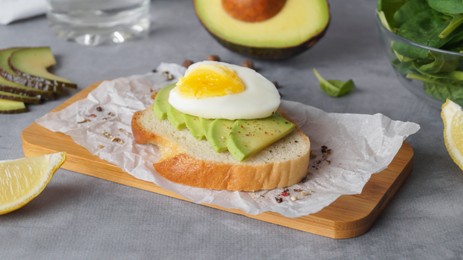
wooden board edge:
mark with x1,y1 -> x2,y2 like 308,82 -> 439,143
21,121 -> 414,238
20,81 -> 415,238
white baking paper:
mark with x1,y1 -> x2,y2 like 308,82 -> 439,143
36,63 -> 420,218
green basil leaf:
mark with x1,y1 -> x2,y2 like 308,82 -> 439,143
313,69 -> 355,97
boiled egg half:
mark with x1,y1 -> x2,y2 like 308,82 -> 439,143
168,61 -> 280,120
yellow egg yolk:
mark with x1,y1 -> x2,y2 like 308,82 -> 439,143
176,64 -> 245,98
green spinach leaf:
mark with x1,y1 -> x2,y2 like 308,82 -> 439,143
379,0 -> 463,105
396,9 -> 452,48
440,14 -> 463,38
427,0 -> 463,15
393,0 -> 429,27
417,52 -> 459,73
378,0 -> 407,28
424,82 -> 463,105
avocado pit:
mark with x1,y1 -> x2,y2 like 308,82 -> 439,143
222,0 -> 287,23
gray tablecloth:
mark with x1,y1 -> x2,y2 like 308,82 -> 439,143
1,0 -> 462,259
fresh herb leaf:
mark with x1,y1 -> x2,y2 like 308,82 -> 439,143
313,69 -> 355,97
427,0 -> 463,15
440,15 -> 463,39
424,82 -> 463,106
417,52 -> 459,74
396,9 -> 452,48
393,0 -> 429,27
378,0 -> 406,29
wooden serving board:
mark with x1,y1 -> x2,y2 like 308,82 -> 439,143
21,83 -> 414,239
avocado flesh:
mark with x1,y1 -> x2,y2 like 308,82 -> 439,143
184,114 -> 205,140
0,47 -> 65,94
0,98 -> 26,114
200,117 -> 214,132
152,84 -> 175,120
8,47 -> 76,91
0,48 -> 20,77
167,105 -> 186,130
226,114 -> 295,161
194,0 -> 330,59
207,119 -> 235,152
153,85 -> 296,160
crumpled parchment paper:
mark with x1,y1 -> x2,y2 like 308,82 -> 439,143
36,63 -> 420,218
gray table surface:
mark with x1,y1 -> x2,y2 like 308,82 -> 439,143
1,0 -> 462,259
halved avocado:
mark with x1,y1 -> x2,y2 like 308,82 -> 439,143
8,47 -> 76,92
0,99 -> 26,114
194,0 -> 330,60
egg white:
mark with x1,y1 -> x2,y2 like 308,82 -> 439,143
168,61 -> 281,120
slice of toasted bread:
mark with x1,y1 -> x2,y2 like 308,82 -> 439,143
132,106 -> 311,191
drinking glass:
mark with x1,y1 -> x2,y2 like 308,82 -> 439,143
46,0 -> 151,46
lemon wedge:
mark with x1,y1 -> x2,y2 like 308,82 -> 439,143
442,100 -> 463,171
0,152 -> 66,215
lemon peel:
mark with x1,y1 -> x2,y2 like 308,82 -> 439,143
442,100 -> 463,171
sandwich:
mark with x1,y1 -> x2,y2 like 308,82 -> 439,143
131,61 -> 310,191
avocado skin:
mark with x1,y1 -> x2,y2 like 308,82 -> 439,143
208,27 -> 329,60
0,47 -> 77,93
0,90 -> 41,104
8,47 -> 77,92
194,2 -> 330,60
0,80 -> 53,99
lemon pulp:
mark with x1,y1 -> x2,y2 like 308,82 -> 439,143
442,100 -> 463,171
0,152 -> 66,215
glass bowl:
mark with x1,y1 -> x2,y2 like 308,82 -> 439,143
376,14 -> 463,108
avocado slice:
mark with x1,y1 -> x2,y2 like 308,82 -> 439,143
184,114 -> 205,140
0,74 -> 52,99
8,47 -> 76,92
200,117 -> 214,132
227,114 -> 295,161
0,90 -> 40,104
194,0 -> 330,60
207,119 -> 235,152
167,105 -> 186,130
0,99 -> 26,114
152,84 -> 175,120
0,48 -> 55,99
0,48 -> 22,82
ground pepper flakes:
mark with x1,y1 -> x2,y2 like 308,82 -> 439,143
77,119 -> 91,124
281,189 -> 290,197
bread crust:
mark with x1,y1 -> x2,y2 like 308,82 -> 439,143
132,110 -> 311,191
